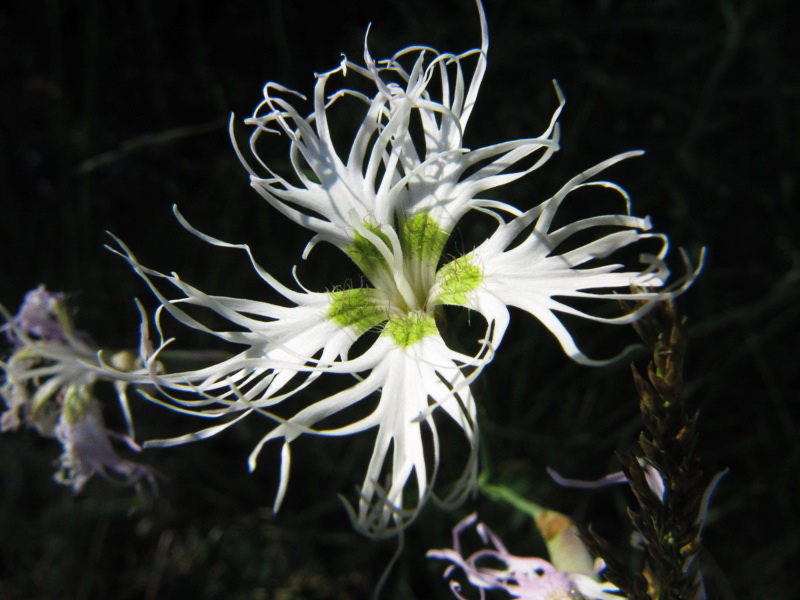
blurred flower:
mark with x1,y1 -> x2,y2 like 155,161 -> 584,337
4,285 -> 70,345
115,0 -> 700,536
54,381 -> 155,493
2,285 -> 100,435
428,512 -> 625,599
1,286 -> 154,492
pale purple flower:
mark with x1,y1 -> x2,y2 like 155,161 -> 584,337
1,287 -> 155,492
1,286 -> 102,434
3,285 -> 69,346
428,513 -> 625,599
54,383 -> 155,493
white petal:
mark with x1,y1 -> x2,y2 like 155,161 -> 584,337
458,153 -> 699,365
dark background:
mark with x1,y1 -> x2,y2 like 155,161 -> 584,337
1,0 -> 797,598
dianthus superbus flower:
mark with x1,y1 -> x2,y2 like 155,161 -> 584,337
428,512 -> 625,599
116,0 -> 700,536
1,286 -> 155,492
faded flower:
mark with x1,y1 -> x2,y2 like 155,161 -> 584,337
1,286 -> 154,492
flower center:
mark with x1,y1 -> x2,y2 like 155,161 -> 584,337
344,213 -> 448,315
329,213 -> 483,348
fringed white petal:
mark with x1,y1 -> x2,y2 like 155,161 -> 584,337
452,153 -> 701,365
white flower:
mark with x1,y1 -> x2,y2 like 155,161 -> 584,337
428,512 -> 625,600
115,0 -> 700,537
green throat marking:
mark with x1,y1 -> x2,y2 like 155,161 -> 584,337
435,255 -> 483,306
401,212 -> 449,262
343,214 -> 450,282
384,313 -> 438,347
327,288 -> 387,334
344,224 -> 393,278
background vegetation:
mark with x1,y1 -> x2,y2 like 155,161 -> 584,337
1,0 -> 797,598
